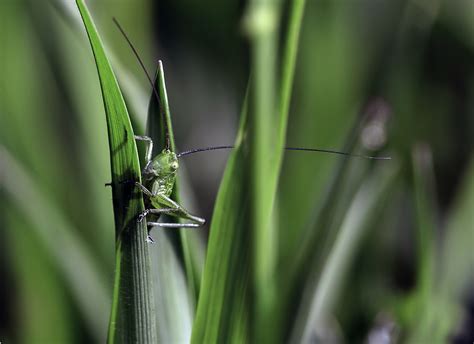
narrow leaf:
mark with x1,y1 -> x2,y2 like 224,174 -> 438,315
145,61 -> 199,341
75,1 -> 156,342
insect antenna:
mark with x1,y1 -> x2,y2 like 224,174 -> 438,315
111,18 -> 390,162
112,17 -> 171,150
177,146 -> 235,158
283,147 -> 391,160
177,145 -> 391,160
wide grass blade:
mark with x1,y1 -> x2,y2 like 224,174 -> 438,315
75,0 -> 156,342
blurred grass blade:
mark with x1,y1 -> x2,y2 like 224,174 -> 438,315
291,161 -> 399,343
192,0 -> 306,341
1,147 -> 109,342
75,0 -> 156,342
439,157 -> 474,296
429,157 -> 474,342
412,145 -> 437,295
244,0 -> 306,341
52,0 -> 149,129
6,209 -> 75,343
403,144 -> 439,342
245,1 -> 280,340
405,157 -> 474,343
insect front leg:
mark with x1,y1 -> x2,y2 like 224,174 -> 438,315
134,182 -> 160,222
135,182 -> 153,197
134,135 -> 153,165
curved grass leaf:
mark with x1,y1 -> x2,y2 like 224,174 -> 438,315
75,1 -> 156,342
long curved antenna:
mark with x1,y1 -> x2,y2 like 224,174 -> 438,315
112,18 -> 171,150
177,146 -> 235,158
284,147 -> 391,160
177,145 -> 391,160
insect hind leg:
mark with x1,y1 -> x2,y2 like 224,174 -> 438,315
138,208 -> 176,222
147,222 -> 201,228
152,193 -> 206,226
145,207 -> 206,229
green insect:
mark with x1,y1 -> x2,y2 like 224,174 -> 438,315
133,135 -> 238,242
113,18 -> 390,243
133,135 -> 205,234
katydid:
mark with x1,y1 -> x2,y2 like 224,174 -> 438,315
133,135 -> 205,232
113,18 -> 390,243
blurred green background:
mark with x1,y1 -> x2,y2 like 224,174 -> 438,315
1,0 -> 473,343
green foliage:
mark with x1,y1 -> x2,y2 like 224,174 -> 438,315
76,0 -> 156,342
1,0 -> 473,343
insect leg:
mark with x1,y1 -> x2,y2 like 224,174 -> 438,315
147,222 -> 201,228
135,182 -> 154,197
137,208 -> 176,222
145,209 -> 201,242
153,193 -> 206,226
134,135 -> 153,164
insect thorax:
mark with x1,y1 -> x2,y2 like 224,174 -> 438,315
149,173 -> 175,198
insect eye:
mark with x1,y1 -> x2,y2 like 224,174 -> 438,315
171,162 -> 179,170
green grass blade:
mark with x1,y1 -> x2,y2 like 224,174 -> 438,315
244,0 -> 306,340
75,1 -> 156,342
245,6 -> 280,339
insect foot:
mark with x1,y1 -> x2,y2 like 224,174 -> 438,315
137,210 -> 149,222
146,235 -> 155,244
